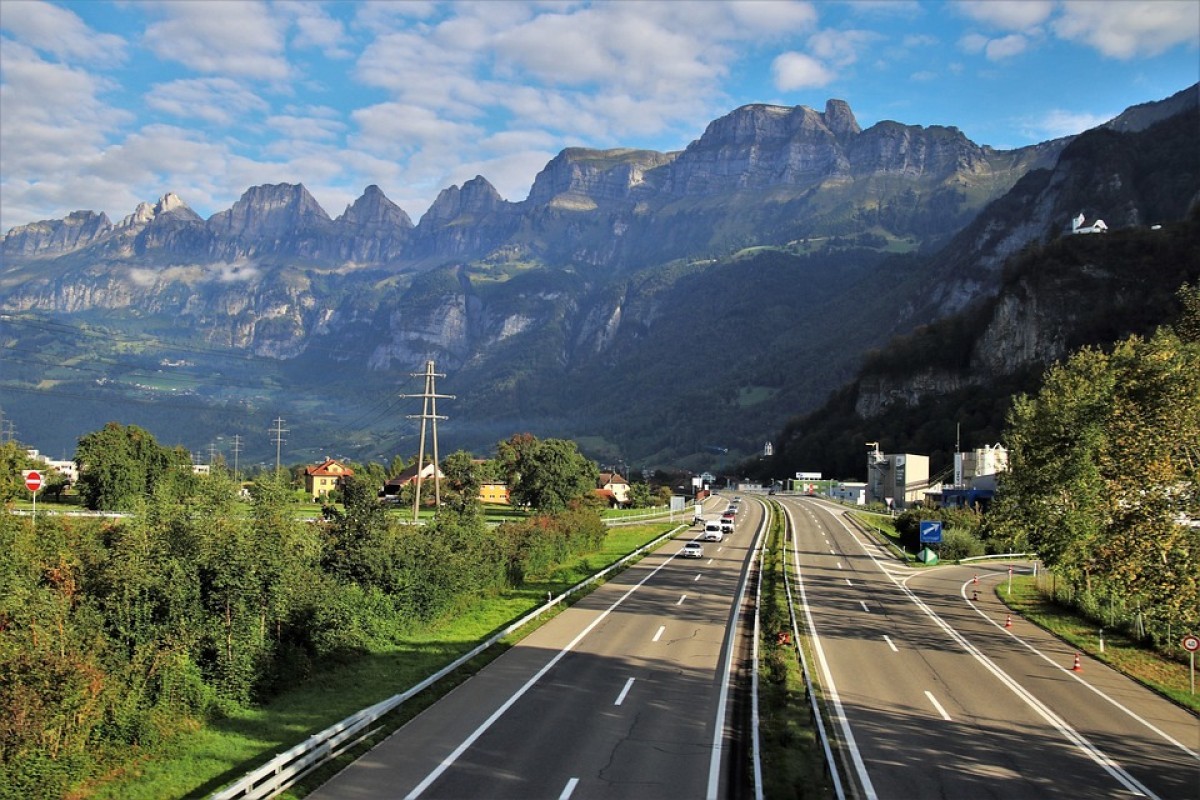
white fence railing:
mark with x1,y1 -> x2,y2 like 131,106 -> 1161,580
210,522 -> 688,800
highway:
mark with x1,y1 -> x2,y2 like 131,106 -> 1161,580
781,496 -> 1200,800
309,495 -> 766,800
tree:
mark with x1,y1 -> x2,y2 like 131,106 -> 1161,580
986,314 -> 1200,644
74,423 -> 181,511
498,434 -> 599,512
440,450 -> 482,512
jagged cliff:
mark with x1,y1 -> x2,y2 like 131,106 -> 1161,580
1,87 -> 1196,465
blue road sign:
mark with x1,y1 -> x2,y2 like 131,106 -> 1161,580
920,520 -> 943,544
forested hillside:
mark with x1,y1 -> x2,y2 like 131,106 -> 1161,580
758,210 -> 1200,480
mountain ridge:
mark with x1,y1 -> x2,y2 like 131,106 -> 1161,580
1,86 -> 1196,468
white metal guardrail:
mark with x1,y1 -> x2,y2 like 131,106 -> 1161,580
210,522 -> 689,800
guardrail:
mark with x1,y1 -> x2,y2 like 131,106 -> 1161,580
211,522 -> 689,800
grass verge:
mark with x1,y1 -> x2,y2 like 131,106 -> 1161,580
999,575 -> 1199,714
758,504 -> 833,799
88,522 -> 680,800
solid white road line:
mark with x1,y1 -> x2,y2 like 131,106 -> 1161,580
884,635 -> 898,653
859,600 -> 870,613
925,691 -> 952,721
832,515 -> 1161,799
784,504 -> 878,800
614,678 -> 635,706
677,594 -> 687,605
559,777 -> 579,799
652,625 -> 665,642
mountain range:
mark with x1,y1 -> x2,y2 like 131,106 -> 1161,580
2,84 -> 1197,473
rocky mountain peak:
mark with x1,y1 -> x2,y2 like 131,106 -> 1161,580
421,176 -> 505,225
207,183 -> 331,238
339,185 -> 413,230
823,99 -> 861,140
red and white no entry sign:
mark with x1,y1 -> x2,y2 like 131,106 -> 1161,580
1183,635 -> 1200,653
23,470 -> 43,492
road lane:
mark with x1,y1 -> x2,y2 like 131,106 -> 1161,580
310,496 -> 765,799
783,497 -> 1199,799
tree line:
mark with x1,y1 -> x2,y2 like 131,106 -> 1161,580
0,431 -> 610,799
983,285 -> 1200,648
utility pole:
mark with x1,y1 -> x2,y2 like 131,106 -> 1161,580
207,441 -> 219,467
270,417 -> 289,475
231,434 -> 243,482
400,361 -> 455,522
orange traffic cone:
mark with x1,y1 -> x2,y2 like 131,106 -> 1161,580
1004,614 -> 1012,628
973,574 -> 979,585
1072,652 -> 1082,672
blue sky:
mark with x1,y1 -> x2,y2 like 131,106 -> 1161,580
1,0 -> 1197,233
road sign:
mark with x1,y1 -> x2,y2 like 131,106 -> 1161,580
22,470 -> 43,492
1183,635 -> 1200,652
919,520 -> 943,544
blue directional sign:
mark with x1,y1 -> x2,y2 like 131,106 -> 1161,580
919,520 -> 943,544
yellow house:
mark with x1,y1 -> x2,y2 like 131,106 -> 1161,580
479,481 -> 510,504
304,458 -> 354,501
597,471 -> 631,507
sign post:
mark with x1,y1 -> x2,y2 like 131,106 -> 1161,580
22,469 -> 43,523
918,521 -> 942,565
1183,634 -> 1199,695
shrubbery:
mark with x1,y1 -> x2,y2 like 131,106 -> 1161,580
0,469 -> 609,798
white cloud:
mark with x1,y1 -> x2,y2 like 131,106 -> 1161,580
808,29 -> 880,67
143,0 -> 291,80
955,0 -> 1054,31
772,52 -> 835,90
986,33 -> 1028,60
911,70 -> 938,81
1021,108 -> 1113,139
0,0 -> 126,63
283,1 -> 353,58
145,78 -> 269,126
1053,0 -> 1200,59
266,114 -> 345,142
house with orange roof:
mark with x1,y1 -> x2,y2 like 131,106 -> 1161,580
304,458 -> 354,501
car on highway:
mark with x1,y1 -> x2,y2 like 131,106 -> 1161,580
682,541 -> 704,558
703,521 -> 724,541
720,519 -> 734,534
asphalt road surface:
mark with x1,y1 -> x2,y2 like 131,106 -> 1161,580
782,496 -> 1199,800
310,495 -> 765,800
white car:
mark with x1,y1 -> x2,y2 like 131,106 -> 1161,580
703,521 -> 724,541
682,541 -> 704,558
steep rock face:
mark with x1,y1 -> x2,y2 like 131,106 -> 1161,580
525,148 -> 674,208
333,185 -> 414,263
207,183 -> 332,239
1,211 -> 112,256
854,368 -> 970,419
410,176 -> 522,260
663,102 -> 850,194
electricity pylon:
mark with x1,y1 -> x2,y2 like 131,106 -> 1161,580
401,361 -> 455,522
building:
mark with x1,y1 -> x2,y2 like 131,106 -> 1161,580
381,462 -> 445,498
304,458 -> 354,501
26,449 -> 78,484
479,481 -> 510,504
596,471 -> 631,507
941,443 -> 1009,509
1069,211 -> 1108,235
865,445 -> 930,510
830,482 -> 868,505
